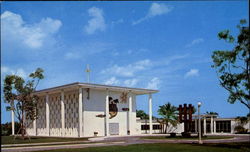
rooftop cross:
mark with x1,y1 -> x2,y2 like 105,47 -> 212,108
85,64 -> 91,83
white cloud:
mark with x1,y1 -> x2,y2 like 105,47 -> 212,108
132,3 -> 173,25
126,48 -> 148,55
184,69 -> 199,78
104,77 -> 120,85
146,77 -> 160,89
84,7 -> 106,34
1,66 -> 27,78
101,59 -> 152,77
104,77 -> 138,87
185,38 -> 204,48
111,18 -> 124,25
64,42 -> 114,59
124,79 -> 138,87
64,52 -> 81,60
154,54 -> 189,66
1,11 -> 62,49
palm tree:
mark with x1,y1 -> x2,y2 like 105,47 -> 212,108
136,110 -> 149,120
206,111 -> 219,116
158,102 -> 178,133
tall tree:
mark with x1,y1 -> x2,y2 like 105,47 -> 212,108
3,68 -> 44,139
211,19 -> 250,109
158,102 -> 178,133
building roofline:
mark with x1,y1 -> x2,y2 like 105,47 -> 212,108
34,82 -> 159,95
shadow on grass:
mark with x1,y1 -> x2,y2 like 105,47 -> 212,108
191,142 -> 250,150
142,135 -> 234,140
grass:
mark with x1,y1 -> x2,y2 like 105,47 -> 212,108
141,135 -> 234,140
33,142 -> 250,152
1,136 -> 88,145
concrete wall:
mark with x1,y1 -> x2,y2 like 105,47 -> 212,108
140,122 -> 184,134
27,90 -> 80,137
26,88 -> 139,137
82,89 -> 137,137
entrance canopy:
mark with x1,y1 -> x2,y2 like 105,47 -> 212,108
35,82 -> 159,95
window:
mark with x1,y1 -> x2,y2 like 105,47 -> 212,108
153,125 -> 162,130
141,125 -> 149,130
216,121 -> 231,133
206,121 -> 211,133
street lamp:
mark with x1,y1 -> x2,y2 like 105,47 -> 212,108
198,102 -> 203,144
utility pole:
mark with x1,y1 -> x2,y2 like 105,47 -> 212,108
85,64 -> 91,83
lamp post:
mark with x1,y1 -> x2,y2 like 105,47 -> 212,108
198,102 -> 203,144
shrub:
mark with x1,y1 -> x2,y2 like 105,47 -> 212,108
181,132 -> 191,138
234,125 -> 247,134
170,133 -> 176,137
1,122 -> 21,136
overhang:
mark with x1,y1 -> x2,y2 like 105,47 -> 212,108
34,82 -> 159,95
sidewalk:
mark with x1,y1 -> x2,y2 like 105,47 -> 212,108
2,140 -> 92,148
2,135 -> 249,152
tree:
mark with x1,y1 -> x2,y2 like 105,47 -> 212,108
211,19 -> 250,109
235,116 -> 249,125
136,110 -> 149,120
136,110 -> 149,133
234,116 -> 249,134
206,111 -> 219,116
3,68 -> 44,139
191,106 -> 197,114
1,122 -> 21,136
247,112 -> 250,118
157,102 -> 178,133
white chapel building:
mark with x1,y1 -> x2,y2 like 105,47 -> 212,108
19,82 -> 158,137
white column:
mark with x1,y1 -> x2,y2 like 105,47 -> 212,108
11,102 -> 15,135
105,89 -> 109,136
61,91 -> 65,137
78,88 -> 83,137
195,117 -> 198,133
148,94 -> 152,134
211,116 -> 213,134
214,120 -> 216,134
203,117 -> 206,135
128,92 -> 132,134
46,93 -> 50,136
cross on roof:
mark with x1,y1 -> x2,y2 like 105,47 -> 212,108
85,64 -> 91,83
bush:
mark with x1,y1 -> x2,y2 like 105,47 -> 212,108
170,133 -> 176,137
181,132 -> 191,138
234,125 -> 248,134
1,122 -> 21,136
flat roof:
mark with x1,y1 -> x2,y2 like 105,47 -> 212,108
35,82 -> 159,95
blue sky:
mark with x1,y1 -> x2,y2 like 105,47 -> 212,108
1,1 -> 249,123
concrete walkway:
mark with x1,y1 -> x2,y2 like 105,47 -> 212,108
2,135 -> 250,152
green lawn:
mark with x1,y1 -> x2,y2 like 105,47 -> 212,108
141,135 -> 234,140
34,143 -> 250,152
1,136 -> 88,145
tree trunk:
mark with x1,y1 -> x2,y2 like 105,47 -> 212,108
161,123 -> 164,134
165,122 -> 168,134
161,123 -> 164,133
21,105 -> 25,140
